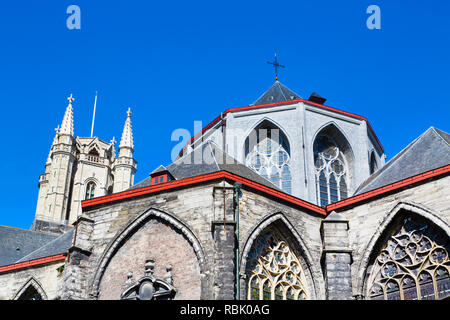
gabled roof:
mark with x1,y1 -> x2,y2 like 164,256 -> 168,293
0,226 -> 57,266
356,127 -> 450,195
15,228 -> 74,263
151,165 -> 167,175
131,141 -> 281,191
253,81 -> 302,105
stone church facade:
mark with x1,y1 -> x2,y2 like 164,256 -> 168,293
0,81 -> 449,300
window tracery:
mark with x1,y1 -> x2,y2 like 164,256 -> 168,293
245,127 -> 292,194
314,135 -> 349,207
366,216 -> 450,300
245,227 -> 308,300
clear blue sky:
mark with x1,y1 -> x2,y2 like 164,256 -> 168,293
0,1 -> 448,229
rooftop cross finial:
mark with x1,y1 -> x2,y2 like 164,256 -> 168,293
127,107 -> 132,117
110,136 -> 116,145
67,93 -> 75,104
55,125 -> 60,134
267,53 -> 285,81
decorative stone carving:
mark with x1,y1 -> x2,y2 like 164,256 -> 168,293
120,259 -> 176,300
164,265 -> 173,285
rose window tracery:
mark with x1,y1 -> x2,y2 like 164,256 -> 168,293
366,216 -> 450,300
245,227 -> 308,300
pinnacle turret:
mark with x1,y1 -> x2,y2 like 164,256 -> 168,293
60,94 -> 74,135
119,108 -> 134,150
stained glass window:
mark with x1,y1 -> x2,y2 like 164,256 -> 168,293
246,127 -> 292,194
314,135 -> 349,207
246,227 -> 308,300
366,216 -> 450,300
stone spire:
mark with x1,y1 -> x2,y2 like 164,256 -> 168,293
60,94 -> 75,135
46,125 -> 61,164
119,108 -> 134,150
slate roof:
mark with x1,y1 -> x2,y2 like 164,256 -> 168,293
355,127 -> 450,195
130,141 -> 281,191
253,81 -> 302,105
0,226 -> 57,266
15,228 -> 74,263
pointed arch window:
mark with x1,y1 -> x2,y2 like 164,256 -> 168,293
366,215 -> 450,300
314,134 -> 350,207
17,286 -> 42,300
245,122 -> 292,194
245,226 -> 308,300
369,152 -> 378,175
85,181 -> 96,200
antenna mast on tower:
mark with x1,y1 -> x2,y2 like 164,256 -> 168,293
90,91 -> 98,137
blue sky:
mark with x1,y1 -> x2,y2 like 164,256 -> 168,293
0,1 -> 448,229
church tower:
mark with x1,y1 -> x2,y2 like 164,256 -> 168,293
33,96 -> 138,234
112,108 -> 137,193
33,95 -> 77,233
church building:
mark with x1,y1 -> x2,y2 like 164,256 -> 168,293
0,75 -> 449,300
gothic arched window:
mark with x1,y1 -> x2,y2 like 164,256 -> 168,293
85,181 -> 96,200
245,226 -> 308,300
314,134 -> 350,207
366,215 -> 450,300
369,152 -> 378,175
17,286 -> 43,300
245,122 -> 292,194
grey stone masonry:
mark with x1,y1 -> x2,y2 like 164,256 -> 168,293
60,215 -> 93,300
321,211 -> 353,300
212,221 -> 236,300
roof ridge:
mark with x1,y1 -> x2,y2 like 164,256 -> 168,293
206,141 -> 221,171
15,229 -> 73,263
276,81 -> 288,101
0,225 -> 57,237
355,128 -> 431,194
431,126 -> 450,148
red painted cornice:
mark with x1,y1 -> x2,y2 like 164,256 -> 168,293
6,166 -> 447,270
82,170 -> 327,215
326,164 -> 450,211
177,98 -> 384,159
82,165 -> 450,218
0,254 -> 66,274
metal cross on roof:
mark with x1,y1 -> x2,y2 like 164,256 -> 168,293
267,53 -> 285,81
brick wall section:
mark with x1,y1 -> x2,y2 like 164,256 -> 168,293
98,218 -> 201,300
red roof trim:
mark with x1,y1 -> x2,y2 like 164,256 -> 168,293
177,98 -> 384,159
82,164 -> 450,218
326,164 -> 450,211
82,171 -> 327,216
0,253 -> 66,274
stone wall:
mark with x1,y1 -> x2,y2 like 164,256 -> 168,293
61,179 -> 326,300
0,261 -> 65,300
340,175 -> 450,298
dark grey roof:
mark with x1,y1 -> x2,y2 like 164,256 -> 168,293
151,165 -> 167,174
356,127 -> 450,195
129,141 -> 281,191
253,81 -> 302,105
15,228 -> 74,263
0,226 -> 57,266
